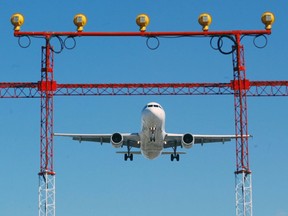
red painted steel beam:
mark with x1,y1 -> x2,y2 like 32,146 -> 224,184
55,82 -> 233,96
0,82 -> 38,98
0,81 -> 288,98
13,30 -> 271,38
249,81 -> 288,96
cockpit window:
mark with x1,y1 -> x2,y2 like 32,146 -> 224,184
144,104 -> 163,109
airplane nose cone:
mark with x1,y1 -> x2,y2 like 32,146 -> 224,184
141,107 -> 165,130
143,108 -> 155,117
143,107 -> 165,120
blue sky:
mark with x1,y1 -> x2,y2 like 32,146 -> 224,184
0,1 -> 287,216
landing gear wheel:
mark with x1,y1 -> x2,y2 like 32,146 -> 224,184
170,153 -> 180,162
171,146 -> 180,162
124,145 -> 134,161
124,153 -> 133,161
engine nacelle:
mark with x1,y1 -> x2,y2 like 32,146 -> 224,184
181,133 -> 194,149
111,133 -> 123,148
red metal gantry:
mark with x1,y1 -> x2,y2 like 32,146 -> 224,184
1,81 -> 288,98
3,12 -> 287,216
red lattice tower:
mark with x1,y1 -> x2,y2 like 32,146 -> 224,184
231,34 -> 252,216
38,39 -> 56,216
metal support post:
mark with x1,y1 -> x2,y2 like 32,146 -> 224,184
38,39 -> 56,216
232,34 -> 253,216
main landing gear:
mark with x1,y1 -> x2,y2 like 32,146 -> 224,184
171,154 -> 180,161
124,145 -> 133,161
171,146 -> 180,161
124,153 -> 133,161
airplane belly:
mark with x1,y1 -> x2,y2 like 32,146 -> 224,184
142,150 -> 161,160
140,137 -> 163,160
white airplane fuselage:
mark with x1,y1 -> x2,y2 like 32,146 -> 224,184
140,103 -> 166,159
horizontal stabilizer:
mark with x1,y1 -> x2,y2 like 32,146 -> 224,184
161,152 -> 186,155
116,151 -> 142,155
116,151 -> 186,155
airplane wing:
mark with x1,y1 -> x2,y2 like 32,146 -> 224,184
54,133 -> 141,148
164,133 -> 249,148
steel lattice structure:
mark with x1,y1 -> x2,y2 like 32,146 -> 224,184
1,81 -> 288,98
3,12 -> 285,216
232,35 -> 252,216
56,81 -> 288,96
38,42 -> 56,216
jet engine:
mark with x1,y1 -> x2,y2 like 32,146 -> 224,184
181,133 -> 194,149
111,133 -> 123,148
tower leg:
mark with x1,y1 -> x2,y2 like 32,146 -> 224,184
39,173 -> 56,216
38,41 -> 56,216
235,172 -> 253,216
232,35 -> 253,216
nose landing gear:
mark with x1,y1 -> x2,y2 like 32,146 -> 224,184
149,127 -> 156,142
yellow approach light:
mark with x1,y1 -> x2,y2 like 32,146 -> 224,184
198,13 -> 212,31
261,12 -> 275,30
11,13 -> 24,31
73,14 -> 87,32
136,14 -> 150,32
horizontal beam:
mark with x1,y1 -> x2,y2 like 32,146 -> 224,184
0,81 -> 287,98
55,82 -> 232,96
0,82 -> 39,98
14,30 -> 271,38
249,81 -> 288,96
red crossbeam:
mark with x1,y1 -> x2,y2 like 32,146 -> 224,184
14,30 -> 270,38
0,81 -> 288,98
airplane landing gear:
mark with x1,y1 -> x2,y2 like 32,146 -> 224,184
124,145 -> 133,161
149,127 -> 156,142
124,153 -> 133,161
150,135 -> 156,142
171,146 -> 180,161
170,153 -> 180,161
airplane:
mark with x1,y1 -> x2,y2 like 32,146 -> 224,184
54,102 -> 250,161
